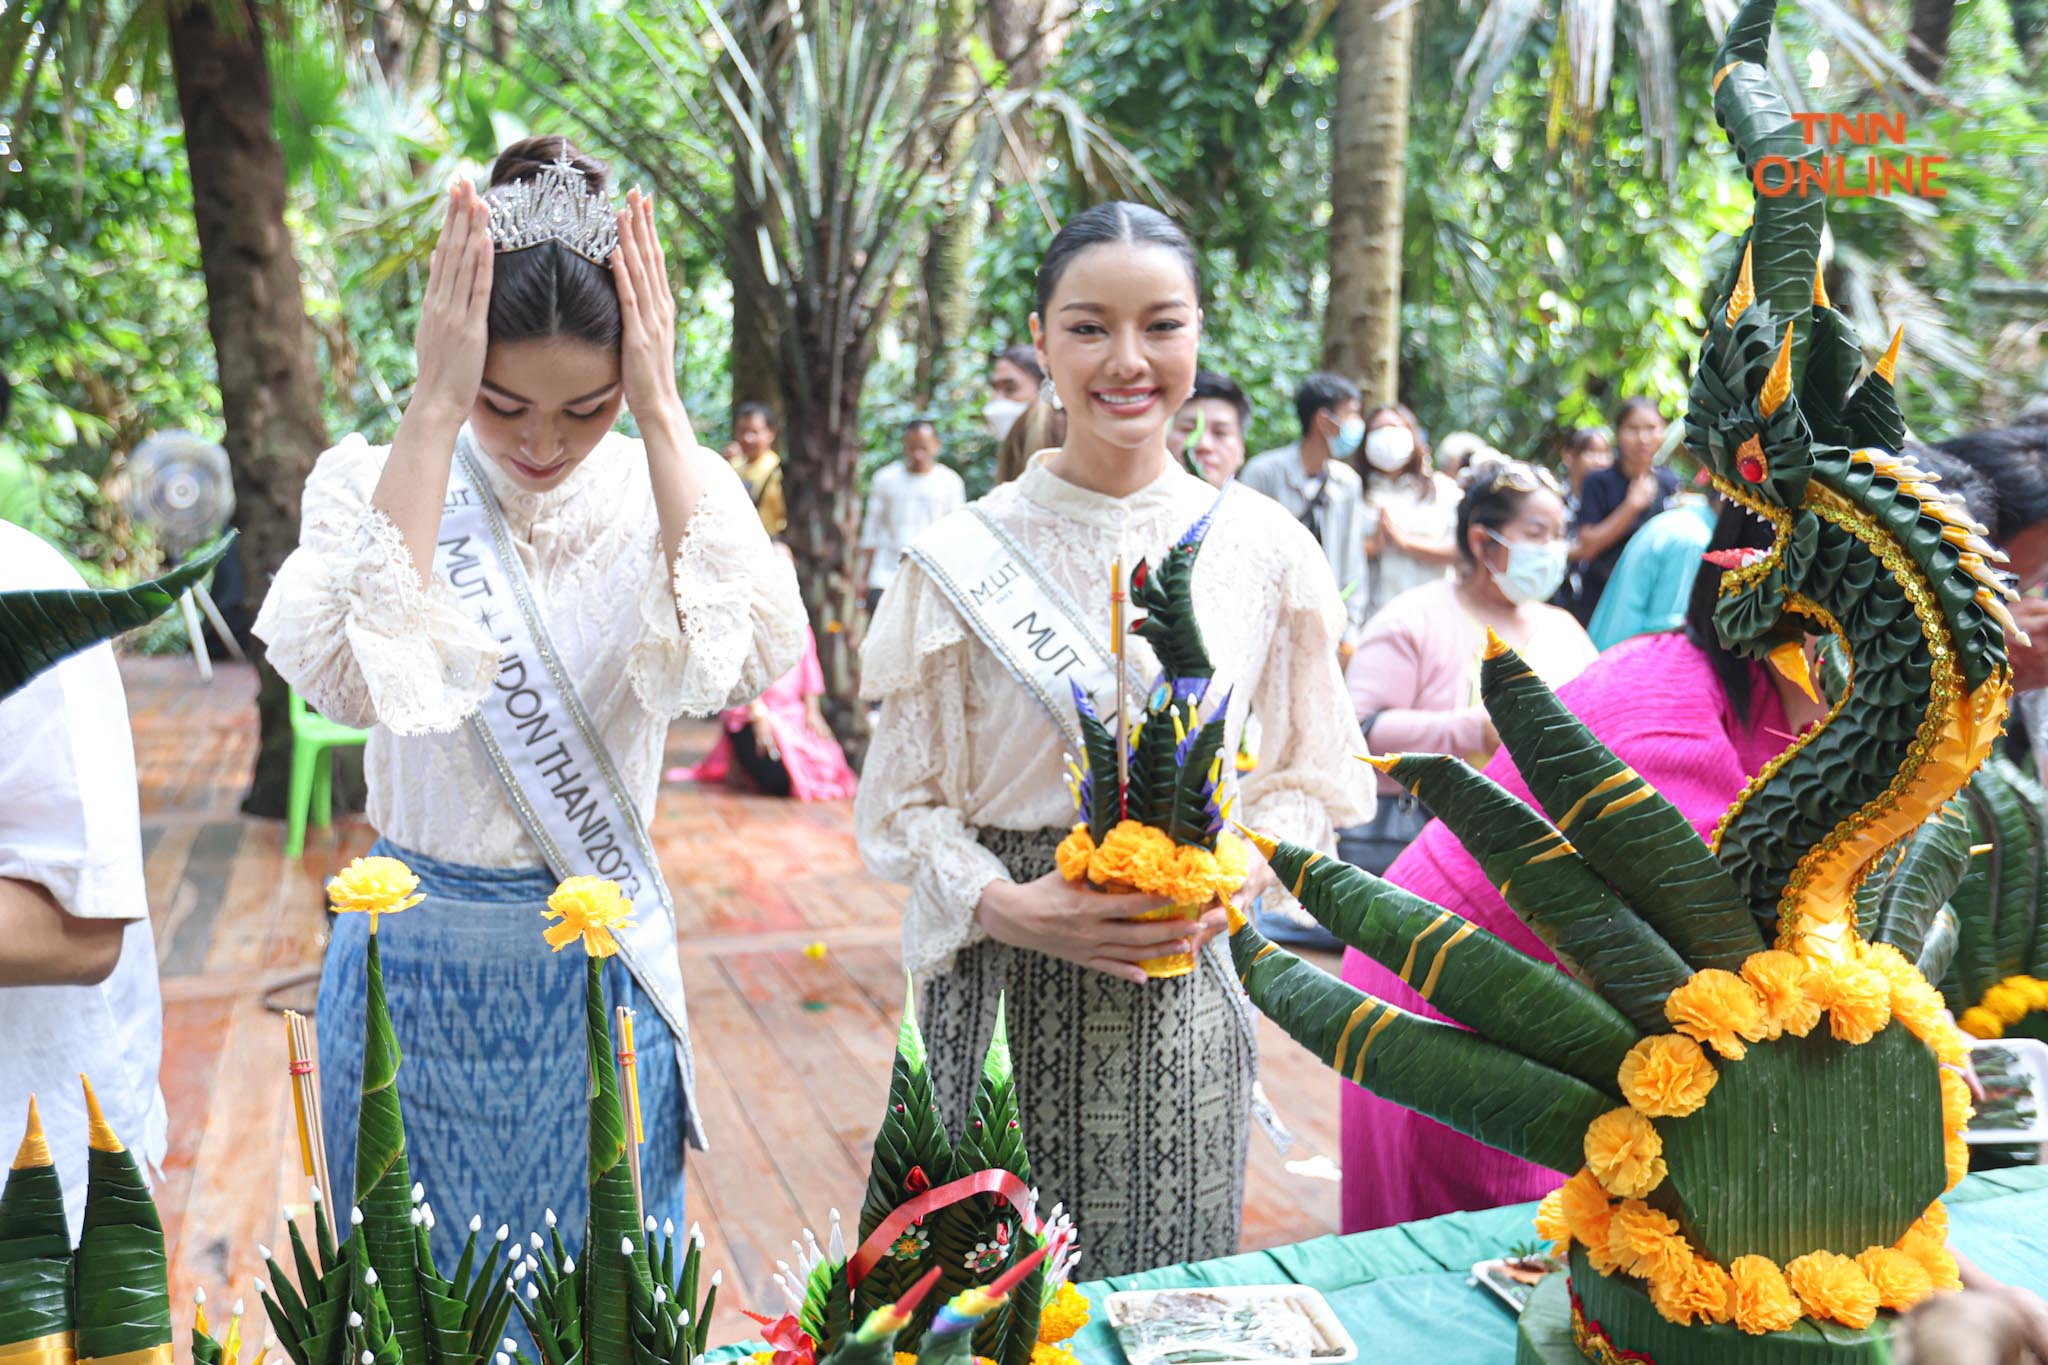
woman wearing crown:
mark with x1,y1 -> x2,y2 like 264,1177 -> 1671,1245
855,202 -> 1370,1276
255,137 -> 804,1266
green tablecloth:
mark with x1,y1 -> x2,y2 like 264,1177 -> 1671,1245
1064,1166 -> 2048,1364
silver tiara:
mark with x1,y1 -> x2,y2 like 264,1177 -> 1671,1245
482,155 -> 619,266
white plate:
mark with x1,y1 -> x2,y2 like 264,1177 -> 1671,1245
1965,1035 -> 2048,1145
1103,1284 -> 1358,1365
1468,1255 -> 1565,1314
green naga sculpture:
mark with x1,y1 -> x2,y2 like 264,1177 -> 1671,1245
1229,1 -> 2014,1360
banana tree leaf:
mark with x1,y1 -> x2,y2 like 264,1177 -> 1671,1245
1947,784 -> 2006,1008
1167,713 -> 1229,850
1480,641 -> 1764,970
1228,914 -> 1609,1174
1981,757 -> 2044,981
1867,796 -> 1972,959
1071,692 -> 1121,844
0,1105 -> 72,1344
1921,905 -> 1963,998
1262,837 -> 1636,1094
1124,706 -> 1181,835
353,931 -> 426,1362
0,532 -> 236,702
1379,753 -> 1690,1033
936,1006 -> 1042,1365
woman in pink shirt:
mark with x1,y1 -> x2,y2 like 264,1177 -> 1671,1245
1337,504 -> 1832,1232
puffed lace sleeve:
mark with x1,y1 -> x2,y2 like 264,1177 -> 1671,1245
1241,543 -> 1376,855
854,559 -> 1013,979
626,455 -> 806,717
253,434 -> 497,734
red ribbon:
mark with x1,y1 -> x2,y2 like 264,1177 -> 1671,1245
288,1061 -> 315,1076
847,1167 -> 1040,1286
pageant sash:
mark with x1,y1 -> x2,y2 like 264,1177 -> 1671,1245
435,433 -> 706,1150
906,507 -> 1148,751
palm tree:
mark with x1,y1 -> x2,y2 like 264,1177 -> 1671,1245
4,0 -> 337,816
1324,0 -> 1413,401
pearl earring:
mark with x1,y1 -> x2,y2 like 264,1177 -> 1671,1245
1040,376 -> 1063,413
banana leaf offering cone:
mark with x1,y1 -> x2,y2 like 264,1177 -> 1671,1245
1059,498 -> 1247,978
74,1077 -> 171,1365
0,1097 -> 74,1359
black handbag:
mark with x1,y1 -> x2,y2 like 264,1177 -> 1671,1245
1336,712 -> 1434,876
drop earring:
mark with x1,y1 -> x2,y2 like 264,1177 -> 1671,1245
1040,376 -> 1063,413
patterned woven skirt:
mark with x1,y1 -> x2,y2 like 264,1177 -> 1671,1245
316,838 -> 687,1286
918,827 -> 1258,1278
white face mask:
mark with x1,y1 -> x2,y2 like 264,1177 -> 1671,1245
983,397 -> 1029,440
1485,530 -> 1569,605
1363,425 -> 1415,472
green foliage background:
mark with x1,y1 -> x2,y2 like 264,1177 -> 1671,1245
2,0 -> 2042,575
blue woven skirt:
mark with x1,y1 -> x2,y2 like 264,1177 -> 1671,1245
317,838 -> 687,1284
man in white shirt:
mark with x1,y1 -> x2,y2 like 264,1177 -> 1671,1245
0,520 -> 168,1236
1238,372 -> 1371,645
859,418 -> 966,613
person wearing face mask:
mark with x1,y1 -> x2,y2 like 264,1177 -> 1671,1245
254,137 -> 806,1270
1240,372 -> 1373,643
982,343 -> 1043,443
1357,402 -> 1461,617
1341,457 -> 1595,877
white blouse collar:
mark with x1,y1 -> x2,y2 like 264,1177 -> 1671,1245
1014,449 -> 1199,529
466,427 -> 625,533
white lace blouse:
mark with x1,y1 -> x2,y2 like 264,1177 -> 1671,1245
856,456 -> 1376,979
253,428 -> 806,868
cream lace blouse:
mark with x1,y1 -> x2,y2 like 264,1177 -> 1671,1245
253,428 -> 806,868
856,456 -> 1375,978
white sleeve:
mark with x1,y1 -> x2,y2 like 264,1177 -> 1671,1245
252,435 -> 498,734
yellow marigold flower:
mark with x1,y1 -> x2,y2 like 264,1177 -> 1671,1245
1930,1019 -> 1968,1066
1958,1005 -> 2005,1040
1940,1067 -> 1975,1133
1607,1199 -> 1688,1283
1559,1168 -> 1613,1257
1167,843 -> 1221,903
1888,973 -> 1948,1048
1982,978 -> 2035,1021
1785,1250 -> 1880,1330
1803,959 -> 1892,1045
1912,1200 -> 1950,1241
1088,821 -> 1155,890
1728,1255 -> 1803,1335
1741,950 -> 1820,1040
1029,1346 -> 1079,1365
1534,1187 -> 1572,1255
1897,1227 -> 1962,1293
543,876 -> 634,959
326,855 -> 425,930
1616,1034 -> 1718,1118
1037,1282 -> 1091,1344
1666,969 -> 1769,1060
1055,826 -> 1095,883
1584,1109 -> 1666,1199
1212,832 -> 1251,893
1944,1132 -> 1969,1191
1648,1253 -> 1733,1327
1855,1247 -> 1934,1312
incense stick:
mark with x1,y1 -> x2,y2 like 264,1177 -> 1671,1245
284,1010 -> 332,1202
1112,556 -> 1128,814
616,1005 -> 646,1218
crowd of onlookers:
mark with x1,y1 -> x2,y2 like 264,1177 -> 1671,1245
686,352 -> 2048,849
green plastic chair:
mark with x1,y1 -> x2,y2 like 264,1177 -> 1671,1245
287,688 -> 370,858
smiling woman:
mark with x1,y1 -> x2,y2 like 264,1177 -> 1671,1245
250,134 -> 806,1301
854,202 -> 1373,1277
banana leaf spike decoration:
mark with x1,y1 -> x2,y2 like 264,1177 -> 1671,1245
0,1097 -> 74,1361
74,1075 -> 172,1365
0,531 -> 236,703
1938,758 -> 2048,1044
1235,3 -> 2006,1355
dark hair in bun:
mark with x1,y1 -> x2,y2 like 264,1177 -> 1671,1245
484,135 -> 621,349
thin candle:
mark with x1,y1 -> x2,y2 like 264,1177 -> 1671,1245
616,1004 -> 646,1217
284,1010 -> 331,1202
1111,557 -> 1128,814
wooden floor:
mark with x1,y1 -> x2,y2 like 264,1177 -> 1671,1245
124,658 -> 1346,1345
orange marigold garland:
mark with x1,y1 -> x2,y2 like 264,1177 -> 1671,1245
1855,1247 -> 1935,1312
1739,950 -> 1821,1040
1664,969 -> 1769,1060
1784,1250 -> 1881,1330
1803,957 -> 1893,1045
1728,1255 -> 1804,1335
1615,1035 -> 1717,1118
1584,1108 -> 1668,1199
